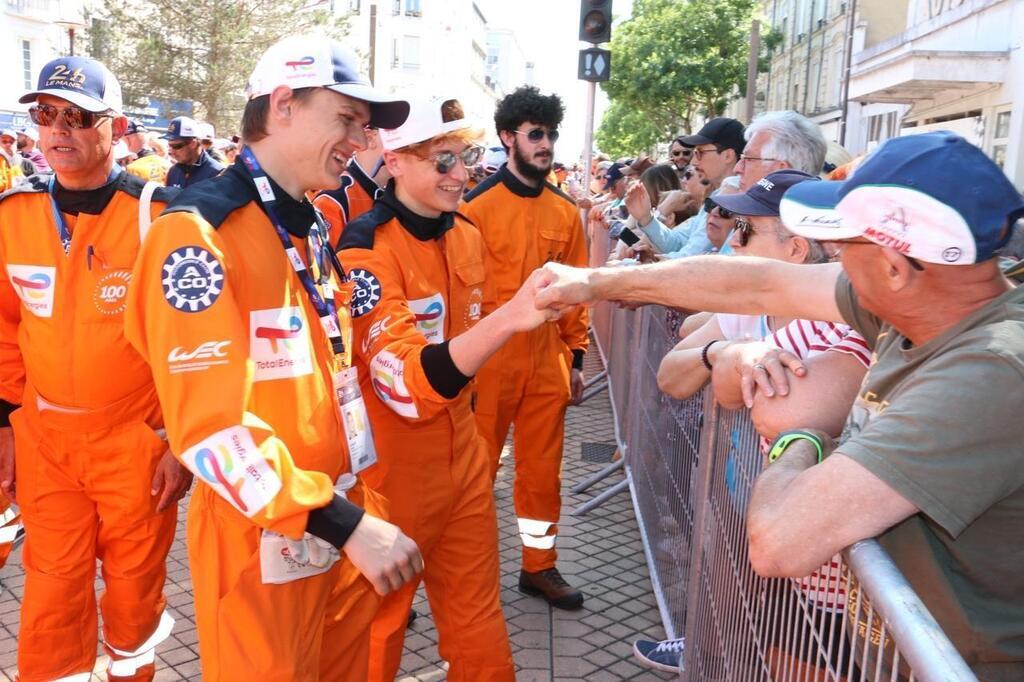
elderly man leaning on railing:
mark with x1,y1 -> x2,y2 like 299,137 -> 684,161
535,132 -> 1024,682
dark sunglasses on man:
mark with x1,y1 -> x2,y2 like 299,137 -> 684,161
29,103 -> 113,129
703,197 -> 734,219
168,140 -> 192,151
515,128 -> 559,144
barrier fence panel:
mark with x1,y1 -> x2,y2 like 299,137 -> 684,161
583,268 -> 977,682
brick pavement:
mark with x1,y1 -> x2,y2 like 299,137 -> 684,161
0,350 -> 675,680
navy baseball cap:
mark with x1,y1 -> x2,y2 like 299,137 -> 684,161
603,162 -> 626,190
680,118 -> 746,157
125,119 -> 148,135
714,169 -> 819,217
247,35 -> 409,130
161,116 -> 200,141
19,56 -> 123,114
781,131 -> 1024,264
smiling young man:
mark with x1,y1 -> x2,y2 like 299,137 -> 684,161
337,93 -> 560,681
0,55 -> 192,681
460,85 -> 590,609
125,36 -> 422,680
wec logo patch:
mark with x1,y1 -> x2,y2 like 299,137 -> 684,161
350,268 -> 382,318
168,340 -> 231,374
161,246 -> 224,313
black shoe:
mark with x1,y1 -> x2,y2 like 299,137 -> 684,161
407,610 -> 418,628
518,567 -> 584,610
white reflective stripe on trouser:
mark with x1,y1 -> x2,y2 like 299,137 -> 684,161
518,518 -> 556,550
53,673 -> 92,682
0,506 -> 18,525
105,609 -> 174,675
0,523 -> 20,544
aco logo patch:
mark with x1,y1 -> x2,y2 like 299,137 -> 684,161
93,270 -> 132,315
349,268 -> 382,318
161,246 -> 224,313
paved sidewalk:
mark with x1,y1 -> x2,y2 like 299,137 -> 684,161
0,351 -> 675,680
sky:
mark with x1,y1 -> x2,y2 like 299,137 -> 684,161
477,0 -> 634,163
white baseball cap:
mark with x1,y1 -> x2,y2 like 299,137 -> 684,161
379,94 -> 476,151
18,128 -> 39,142
197,122 -> 215,141
247,34 -> 409,130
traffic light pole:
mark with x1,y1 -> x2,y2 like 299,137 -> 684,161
582,78 -> 596,212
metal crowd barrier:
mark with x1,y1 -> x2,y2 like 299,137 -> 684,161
581,231 -> 977,681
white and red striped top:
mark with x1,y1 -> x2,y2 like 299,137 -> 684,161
767,319 -> 872,368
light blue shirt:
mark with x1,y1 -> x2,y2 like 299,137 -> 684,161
639,208 -> 708,254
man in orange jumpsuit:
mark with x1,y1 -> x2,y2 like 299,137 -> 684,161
314,127 -> 387,248
0,56 -> 193,681
461,86 -> 590,609
124,36 -> 422,681
337,93 -> 562,681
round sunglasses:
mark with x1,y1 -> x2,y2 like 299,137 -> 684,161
417,146 -> 484,175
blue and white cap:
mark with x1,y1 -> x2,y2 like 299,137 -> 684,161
246,34 -> 409,130
19,56 -> 123,114
161,116 -> 200,141
780,132 -> 1024,265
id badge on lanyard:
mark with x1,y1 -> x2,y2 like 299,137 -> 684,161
241,148 -> 377,475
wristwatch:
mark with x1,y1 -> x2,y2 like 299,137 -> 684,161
767,430 -> 825,464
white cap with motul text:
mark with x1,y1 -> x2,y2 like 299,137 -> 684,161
378,94 -> 475,151
247,34 -> 409,130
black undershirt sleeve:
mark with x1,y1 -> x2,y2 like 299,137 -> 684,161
421,341 -> 472,399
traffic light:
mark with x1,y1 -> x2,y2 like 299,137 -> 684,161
579,0 -> 612,45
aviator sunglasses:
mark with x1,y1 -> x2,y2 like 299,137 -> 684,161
29,103 -> 113,129
420,146 -> 485,175
515,128 -> 559,144
703,197 -> 734,220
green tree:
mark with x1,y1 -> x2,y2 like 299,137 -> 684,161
597,0 -> 775,153
96,1 -> 348,133
595,99 -> 664,158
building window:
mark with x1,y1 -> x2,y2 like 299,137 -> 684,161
391,38 -> 399,66
404,0 -> 421,17
992,145 -> 1007,170
995,110 -> 1011,139
401,35 -> 420,68
392,0 -> 400,15
348,0 -> 360,13
22,40 -> 32,91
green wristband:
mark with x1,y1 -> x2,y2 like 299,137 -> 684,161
767,430 -> 824,464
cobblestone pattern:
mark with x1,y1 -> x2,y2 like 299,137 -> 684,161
0,352 -> 674,680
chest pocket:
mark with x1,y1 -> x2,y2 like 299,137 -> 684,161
539,226 -> 570,264
450,260 -> 486,335
85,246 -> 137,318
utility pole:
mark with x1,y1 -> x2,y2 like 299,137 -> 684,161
838,0 -> 858,146
578,0 -> 612,213
745,20 -> 761,123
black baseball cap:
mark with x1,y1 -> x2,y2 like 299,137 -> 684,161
680,117 -> 746,157
713,169 -> 818,217
125,119 -> 148,135
603,162 -> 626,190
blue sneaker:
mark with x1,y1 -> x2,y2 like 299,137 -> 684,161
633,636 -> 684,673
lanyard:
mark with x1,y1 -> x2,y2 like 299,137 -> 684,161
47,167 -> 120,256
240,148 -> 347,358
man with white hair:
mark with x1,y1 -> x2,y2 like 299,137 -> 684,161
735,110 -> 827,190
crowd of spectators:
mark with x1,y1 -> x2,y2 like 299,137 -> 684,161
557,111 -> 1024,679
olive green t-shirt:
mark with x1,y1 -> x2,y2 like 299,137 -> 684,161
835,273 -> 1024,680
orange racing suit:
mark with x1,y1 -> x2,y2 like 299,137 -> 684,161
461,165 -> 590,572
314,159 -> 382,249
337,186 -> 514,681
124,158 -> 384,681
0,171 -> 179,681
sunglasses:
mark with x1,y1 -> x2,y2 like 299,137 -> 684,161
516,128 -> 559,144
29,103 -> 112,129
419,146 -> 484,175
703,197 -> 734,219
168,140 -> 192,151
670,148 -> 693,157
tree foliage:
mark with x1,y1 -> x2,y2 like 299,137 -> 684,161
595,99 -> 664,159
95,1 -> 348,133
596,0 -> 772,155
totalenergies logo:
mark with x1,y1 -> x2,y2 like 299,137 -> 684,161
371,369 -> 414,405
11,272 -> 51,300
255,315 -> 302,353
285,56 -> 316,72
194,445 -> 249,513
413,301 -> 444,330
